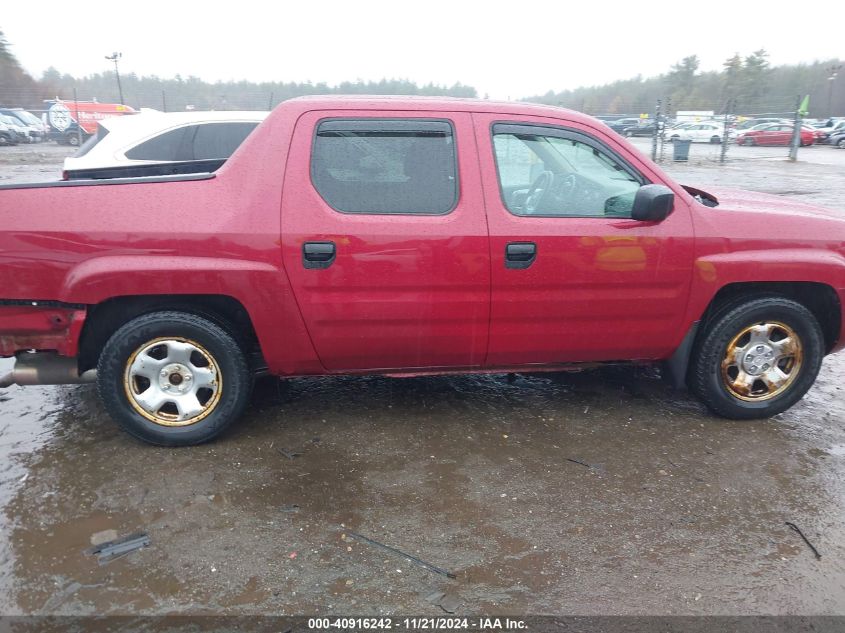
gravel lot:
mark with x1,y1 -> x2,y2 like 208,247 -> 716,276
1,140 -> 845,617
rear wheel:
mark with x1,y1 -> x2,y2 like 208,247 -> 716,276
710,135 -> 721,144
837,138 -> 845,149
97,311 -> 252,446
690,297 -> 824,419
66,134 -> 81,147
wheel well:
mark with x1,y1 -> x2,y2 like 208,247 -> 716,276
700,282 -> 841,353
78,295 -> 264,372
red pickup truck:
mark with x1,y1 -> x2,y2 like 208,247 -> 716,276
2,96 -> 844,446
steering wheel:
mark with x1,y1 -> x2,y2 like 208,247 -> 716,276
524,171 -> 555,214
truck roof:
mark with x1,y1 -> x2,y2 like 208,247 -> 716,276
281,95 -> 596,125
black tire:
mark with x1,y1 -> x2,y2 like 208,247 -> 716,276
837,139 -> 845,149
97,311 -> 252,446
66,134 -> 81,147
710,135 -> 721,144
690,297 -> 824,420
743,137 -> 755,146
0,133 -> 11,146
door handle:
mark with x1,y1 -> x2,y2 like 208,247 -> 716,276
505,242 -> 536,269
302,241 -> 336,269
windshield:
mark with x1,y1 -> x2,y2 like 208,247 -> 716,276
15,111 -> 40,125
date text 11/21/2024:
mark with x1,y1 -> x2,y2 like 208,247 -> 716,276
307,617 -> 528,630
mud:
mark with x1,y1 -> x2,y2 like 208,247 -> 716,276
1,143 -> 845,616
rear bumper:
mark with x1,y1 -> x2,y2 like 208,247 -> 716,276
0,303 -> 87,357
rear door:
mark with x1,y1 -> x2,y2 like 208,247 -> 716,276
281,110 -> 490,371
473,113 -> 695,366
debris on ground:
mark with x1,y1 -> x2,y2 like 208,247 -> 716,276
345,530 -> 457,579
277,448 -> 303,460
438,593 -> 462,613
424,590 -> 445,604
566,458 -> 591,468
785,521 -> 822,560
279,504 -> 300,513
423,589 -> 461,613
85,531 -> 150,565
89,529 -> 118,546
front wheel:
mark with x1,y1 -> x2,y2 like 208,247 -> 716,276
690,297 -> 824,419
97,311 -> 252,446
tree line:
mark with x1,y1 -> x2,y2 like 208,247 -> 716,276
528,52 -> 844,117
2,28 -> 843,118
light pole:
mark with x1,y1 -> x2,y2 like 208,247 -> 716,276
828,64 -> 842,117
105,52 -> 124,105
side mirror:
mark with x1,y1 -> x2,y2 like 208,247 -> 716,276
631,184 -> 674,222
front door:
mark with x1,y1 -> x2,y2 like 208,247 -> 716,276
473,113 -> 695,366
281,111 -> 490,371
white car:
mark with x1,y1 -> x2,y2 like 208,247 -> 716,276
668,122 -> 724,144
64,110 -> 268,179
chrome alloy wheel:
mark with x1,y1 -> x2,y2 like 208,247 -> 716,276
720,322 -> 803,402
124,337 -> 222,426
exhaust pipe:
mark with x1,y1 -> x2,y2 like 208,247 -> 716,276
0,353 -> 96,388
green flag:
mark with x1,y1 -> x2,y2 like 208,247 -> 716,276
798,95 -> 810,116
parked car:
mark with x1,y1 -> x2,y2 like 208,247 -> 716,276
736,124 -> 815,146
0,108 -> 46,142
668,122 -> 724,143
728,121 -> 786,140
2,96 -> 845,446
821,120 -> 845,143
63,111 -> 268,179
733,118 -> 790,132
622,122 -> 658,137
0,114 -> 30,143
607,117 -> 643,133
828,130 -> 845,148
0,116 -> 22,145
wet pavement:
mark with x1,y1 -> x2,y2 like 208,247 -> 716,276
1,143 -> 845,616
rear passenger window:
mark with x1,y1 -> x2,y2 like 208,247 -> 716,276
311,119 -> 457,214
125,126 -> 193,161
191,122 -> 259,160
125,122 -> 258,162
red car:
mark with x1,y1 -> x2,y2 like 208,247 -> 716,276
737,124 -> 815,146
2,96 -> 844,446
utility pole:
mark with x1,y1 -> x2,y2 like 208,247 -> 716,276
788,95 -> 802,162
828,64 -> 842,117
651,99 -> 661,162
105,52 -> 124,105
720,98 -> 734,164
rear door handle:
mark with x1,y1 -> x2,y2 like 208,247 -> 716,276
302,241 -> 336,269
505,242 -> 536,269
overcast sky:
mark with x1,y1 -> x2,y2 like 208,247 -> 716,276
3,0 -> 841,100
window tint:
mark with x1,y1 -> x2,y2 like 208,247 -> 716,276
125,126 -> 193,161
311,119 -> 457,214
125,121 -> 257,162
191,121 -> 259,160
492,125 -> 642,217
